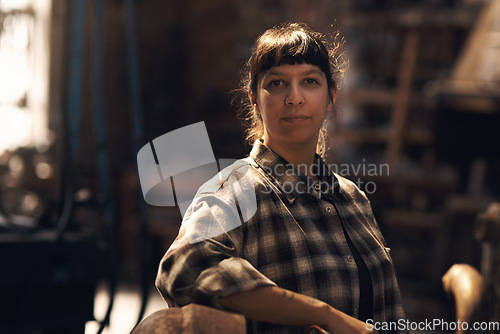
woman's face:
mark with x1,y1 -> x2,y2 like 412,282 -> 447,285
251,63 -> 335,153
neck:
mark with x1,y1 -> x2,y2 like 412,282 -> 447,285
264,139 -> 318,178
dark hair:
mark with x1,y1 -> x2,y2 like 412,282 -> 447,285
237,23 -> 347,155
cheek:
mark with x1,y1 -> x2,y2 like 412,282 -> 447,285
258,95 -> 282,116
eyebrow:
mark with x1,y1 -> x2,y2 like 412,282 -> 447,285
262,68 -> 324,78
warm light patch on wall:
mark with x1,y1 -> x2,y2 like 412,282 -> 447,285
0,0 -> 51,154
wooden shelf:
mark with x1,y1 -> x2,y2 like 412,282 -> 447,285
333,127 -> 433,145
382,209 -> 445,229
346,88 -> 396,107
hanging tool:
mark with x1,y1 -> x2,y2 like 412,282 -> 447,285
90,0 -> 117,332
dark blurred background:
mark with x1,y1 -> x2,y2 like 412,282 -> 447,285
0,0 -> 499,333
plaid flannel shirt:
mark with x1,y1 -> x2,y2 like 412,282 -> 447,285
156,140 -> 407,334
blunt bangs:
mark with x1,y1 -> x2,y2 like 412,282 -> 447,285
249,28 -> 333,92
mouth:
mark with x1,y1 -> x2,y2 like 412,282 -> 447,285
281,116 -> 311,124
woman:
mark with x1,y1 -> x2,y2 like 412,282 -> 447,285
156,23 -> 407,334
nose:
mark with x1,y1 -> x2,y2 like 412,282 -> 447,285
285,82 -> 304,106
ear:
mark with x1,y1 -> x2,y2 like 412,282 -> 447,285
327,87 -> 337,113
248,91 -> 260,113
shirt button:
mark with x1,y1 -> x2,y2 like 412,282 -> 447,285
354,307 -> 358,315
347,255 -> 354,262
325,206 -> 332,213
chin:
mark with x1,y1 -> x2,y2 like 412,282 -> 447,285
282,135 -> 318,147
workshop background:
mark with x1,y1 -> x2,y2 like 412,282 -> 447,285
0,0 -> 499,333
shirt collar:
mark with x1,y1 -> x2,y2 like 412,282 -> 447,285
249,140 -> 338,203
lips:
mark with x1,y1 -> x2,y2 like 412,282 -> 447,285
281,115 -> 311,124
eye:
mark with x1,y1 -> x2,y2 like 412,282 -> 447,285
305,78 -> 319,85
268,80 -> 284,87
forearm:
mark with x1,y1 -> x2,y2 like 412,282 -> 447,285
219,285 -> 334,328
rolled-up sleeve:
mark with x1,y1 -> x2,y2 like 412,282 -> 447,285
155,190 -> 276,310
